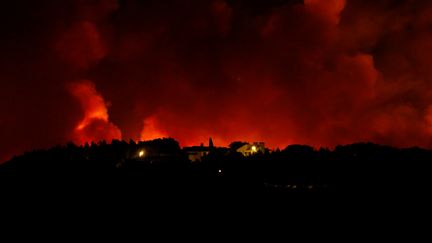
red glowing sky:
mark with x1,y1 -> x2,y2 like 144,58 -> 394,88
2,0 -> 432,162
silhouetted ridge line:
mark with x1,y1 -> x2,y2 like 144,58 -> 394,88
1,139 -> 431,197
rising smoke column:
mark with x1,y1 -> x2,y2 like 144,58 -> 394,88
68,80 -> 121,144
56,1 -> 122,144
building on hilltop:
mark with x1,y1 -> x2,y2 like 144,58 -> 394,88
183,137 -> 215,162
236,142 -> 265,156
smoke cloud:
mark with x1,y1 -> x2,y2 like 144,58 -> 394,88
2,0 -> 432,161
68,80 -> 121,144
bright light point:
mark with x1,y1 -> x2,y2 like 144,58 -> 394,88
252,145 -> 257,152
218,169 -> 222,173
139,150 -> 145,158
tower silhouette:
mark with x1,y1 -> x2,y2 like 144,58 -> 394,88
209,137 -> 214,148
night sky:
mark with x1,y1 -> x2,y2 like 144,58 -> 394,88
1,0 -> 432,162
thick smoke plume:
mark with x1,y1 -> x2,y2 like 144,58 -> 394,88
2,0 -> 432,161
68,80 -> 121,144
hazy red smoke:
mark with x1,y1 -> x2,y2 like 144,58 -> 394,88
2,0 -> 432,161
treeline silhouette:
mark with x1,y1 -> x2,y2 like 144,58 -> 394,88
1,138 -> 431,198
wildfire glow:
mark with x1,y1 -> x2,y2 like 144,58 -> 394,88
5,0 -> 432,163
68,80 -> 121,144
140,116 -> 168,141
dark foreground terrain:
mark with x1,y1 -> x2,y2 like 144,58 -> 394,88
1,139 -> 431,216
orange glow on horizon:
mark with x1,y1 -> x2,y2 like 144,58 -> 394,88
140,116 -> 168,141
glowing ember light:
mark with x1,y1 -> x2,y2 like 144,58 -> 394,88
251,145 -> 258,153
139,150 -> 145,158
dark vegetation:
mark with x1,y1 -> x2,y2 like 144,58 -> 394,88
1,138 -> 431,199
2,139 -> 431,226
